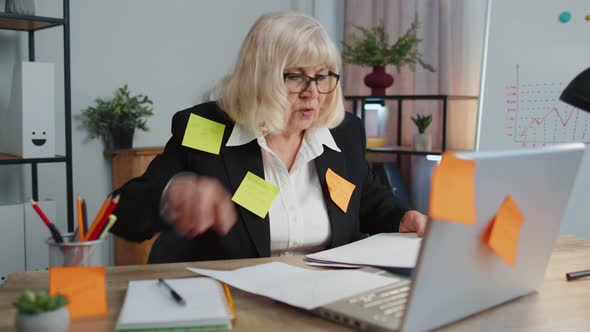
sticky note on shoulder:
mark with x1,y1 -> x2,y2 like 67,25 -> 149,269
182,113 -> 226,154
487,195 -> 525,267
232,171 -> 279,218
429,152 -> 476,224
326,168 -> 356,213
49,266 -> 107,318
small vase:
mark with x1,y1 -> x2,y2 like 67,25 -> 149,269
15,307 -> 70,332
364,65 -> 394,96
412,133 -> 432,151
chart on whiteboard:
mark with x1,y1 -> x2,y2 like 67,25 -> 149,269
504,64 -> 590,147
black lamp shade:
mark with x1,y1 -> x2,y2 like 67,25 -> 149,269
560,67 -> 590,112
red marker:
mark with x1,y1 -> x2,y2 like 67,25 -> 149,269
31,200 -> 64,243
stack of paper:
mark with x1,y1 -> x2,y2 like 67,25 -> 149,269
305,233 -> 422,269
188,262 -> 398,310
116,277 -> 233,331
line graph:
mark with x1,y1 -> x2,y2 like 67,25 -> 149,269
507,65 -> 590,144
518,106 -> 576,137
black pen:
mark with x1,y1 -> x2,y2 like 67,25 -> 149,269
566,269 -> 590,281
158,278 -> 187,305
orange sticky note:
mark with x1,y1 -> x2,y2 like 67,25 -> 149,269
326,168 -> 356,213
487,195 -> 525,267
49,267 -> 107,318
429,152 -> 476,224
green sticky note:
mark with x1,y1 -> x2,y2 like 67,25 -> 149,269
232,172 -> 279,219
181,114 -> 226,155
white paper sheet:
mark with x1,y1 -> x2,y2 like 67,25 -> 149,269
305,233 -> 422,268
188,262 -> 398,310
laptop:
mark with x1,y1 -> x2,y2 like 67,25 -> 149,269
313,143 -> 585,331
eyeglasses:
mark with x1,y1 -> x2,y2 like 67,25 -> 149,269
283,71 -> 340,94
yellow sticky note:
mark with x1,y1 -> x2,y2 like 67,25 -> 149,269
487,195 -> 525,267
326,168 -> 356,213
49,266 -> 107,318
429,152 -> 476,224
232,172 -> 279,218
181,113 -> 226,154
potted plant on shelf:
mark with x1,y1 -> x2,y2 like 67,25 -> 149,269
411,113 -> 433,151
14,289 -> 69,332
342,14 -> 435,96
79,84 -> 153,150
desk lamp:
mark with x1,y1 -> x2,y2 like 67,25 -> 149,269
560,67 -> 590,281
560,67 -> 590,111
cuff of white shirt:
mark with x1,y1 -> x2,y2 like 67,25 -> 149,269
159,172 -> 198,225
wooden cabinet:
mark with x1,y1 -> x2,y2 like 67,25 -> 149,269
105,147 -> 163,265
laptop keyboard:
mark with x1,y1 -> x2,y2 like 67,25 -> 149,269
346,280 -> 411,326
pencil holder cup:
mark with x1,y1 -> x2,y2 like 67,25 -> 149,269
47,233 -> 109,267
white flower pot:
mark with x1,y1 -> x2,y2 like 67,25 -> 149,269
412,133 -> 432,151
15,307 -> 70,332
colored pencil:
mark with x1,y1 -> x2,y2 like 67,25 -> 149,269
31,200 -> 64,243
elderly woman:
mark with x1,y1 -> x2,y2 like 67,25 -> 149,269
111,12 -> 428,263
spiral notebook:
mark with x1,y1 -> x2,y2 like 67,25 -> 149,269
116,277 -> 234,331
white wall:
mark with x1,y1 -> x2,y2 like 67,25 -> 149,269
0,0 -> 342,265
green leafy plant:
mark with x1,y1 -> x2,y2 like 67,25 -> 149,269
14,290 -> 68,315
411,113 -> 432,134
342,14 -> 435,72
79,84 -> 154,141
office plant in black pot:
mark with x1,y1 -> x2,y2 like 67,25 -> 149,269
80,84 -> 153,150
14,290 -> 69,332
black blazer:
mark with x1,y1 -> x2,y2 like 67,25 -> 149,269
111,101 -> 406,263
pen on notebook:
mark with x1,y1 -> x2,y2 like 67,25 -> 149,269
31,200 -> 64,243
158,278 -> 186,306
566,269 -> 590,281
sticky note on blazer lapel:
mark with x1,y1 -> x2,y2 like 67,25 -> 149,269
232,171 -> 279,218
429,152 -> 476,224
486,195 -> 525,267
326,168 -> 356,213
182,113 -> 226,154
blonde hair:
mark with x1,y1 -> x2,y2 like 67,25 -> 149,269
217,12 -> 345,135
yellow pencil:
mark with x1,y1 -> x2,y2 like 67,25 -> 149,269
222,283 -> 237,324
76,195 -> 85,241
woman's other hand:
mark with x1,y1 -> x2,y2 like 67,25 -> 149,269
399,210 -> 428,237
163,175 -> 237,238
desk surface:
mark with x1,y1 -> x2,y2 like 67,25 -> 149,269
1,235 -> 589,331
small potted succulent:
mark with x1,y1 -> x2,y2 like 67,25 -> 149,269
14,289 -> 69,332
411,113 -> 433,151
79,84 -> 154,150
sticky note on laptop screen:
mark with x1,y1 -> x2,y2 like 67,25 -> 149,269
181,113 -> 226,155
429,152 -> 476,224
49,266 -> 107,318
487,195 -> 525,267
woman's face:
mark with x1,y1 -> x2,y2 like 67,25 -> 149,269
283,65 -> 329,135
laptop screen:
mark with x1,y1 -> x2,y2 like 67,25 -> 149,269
402,143 -> 584,331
